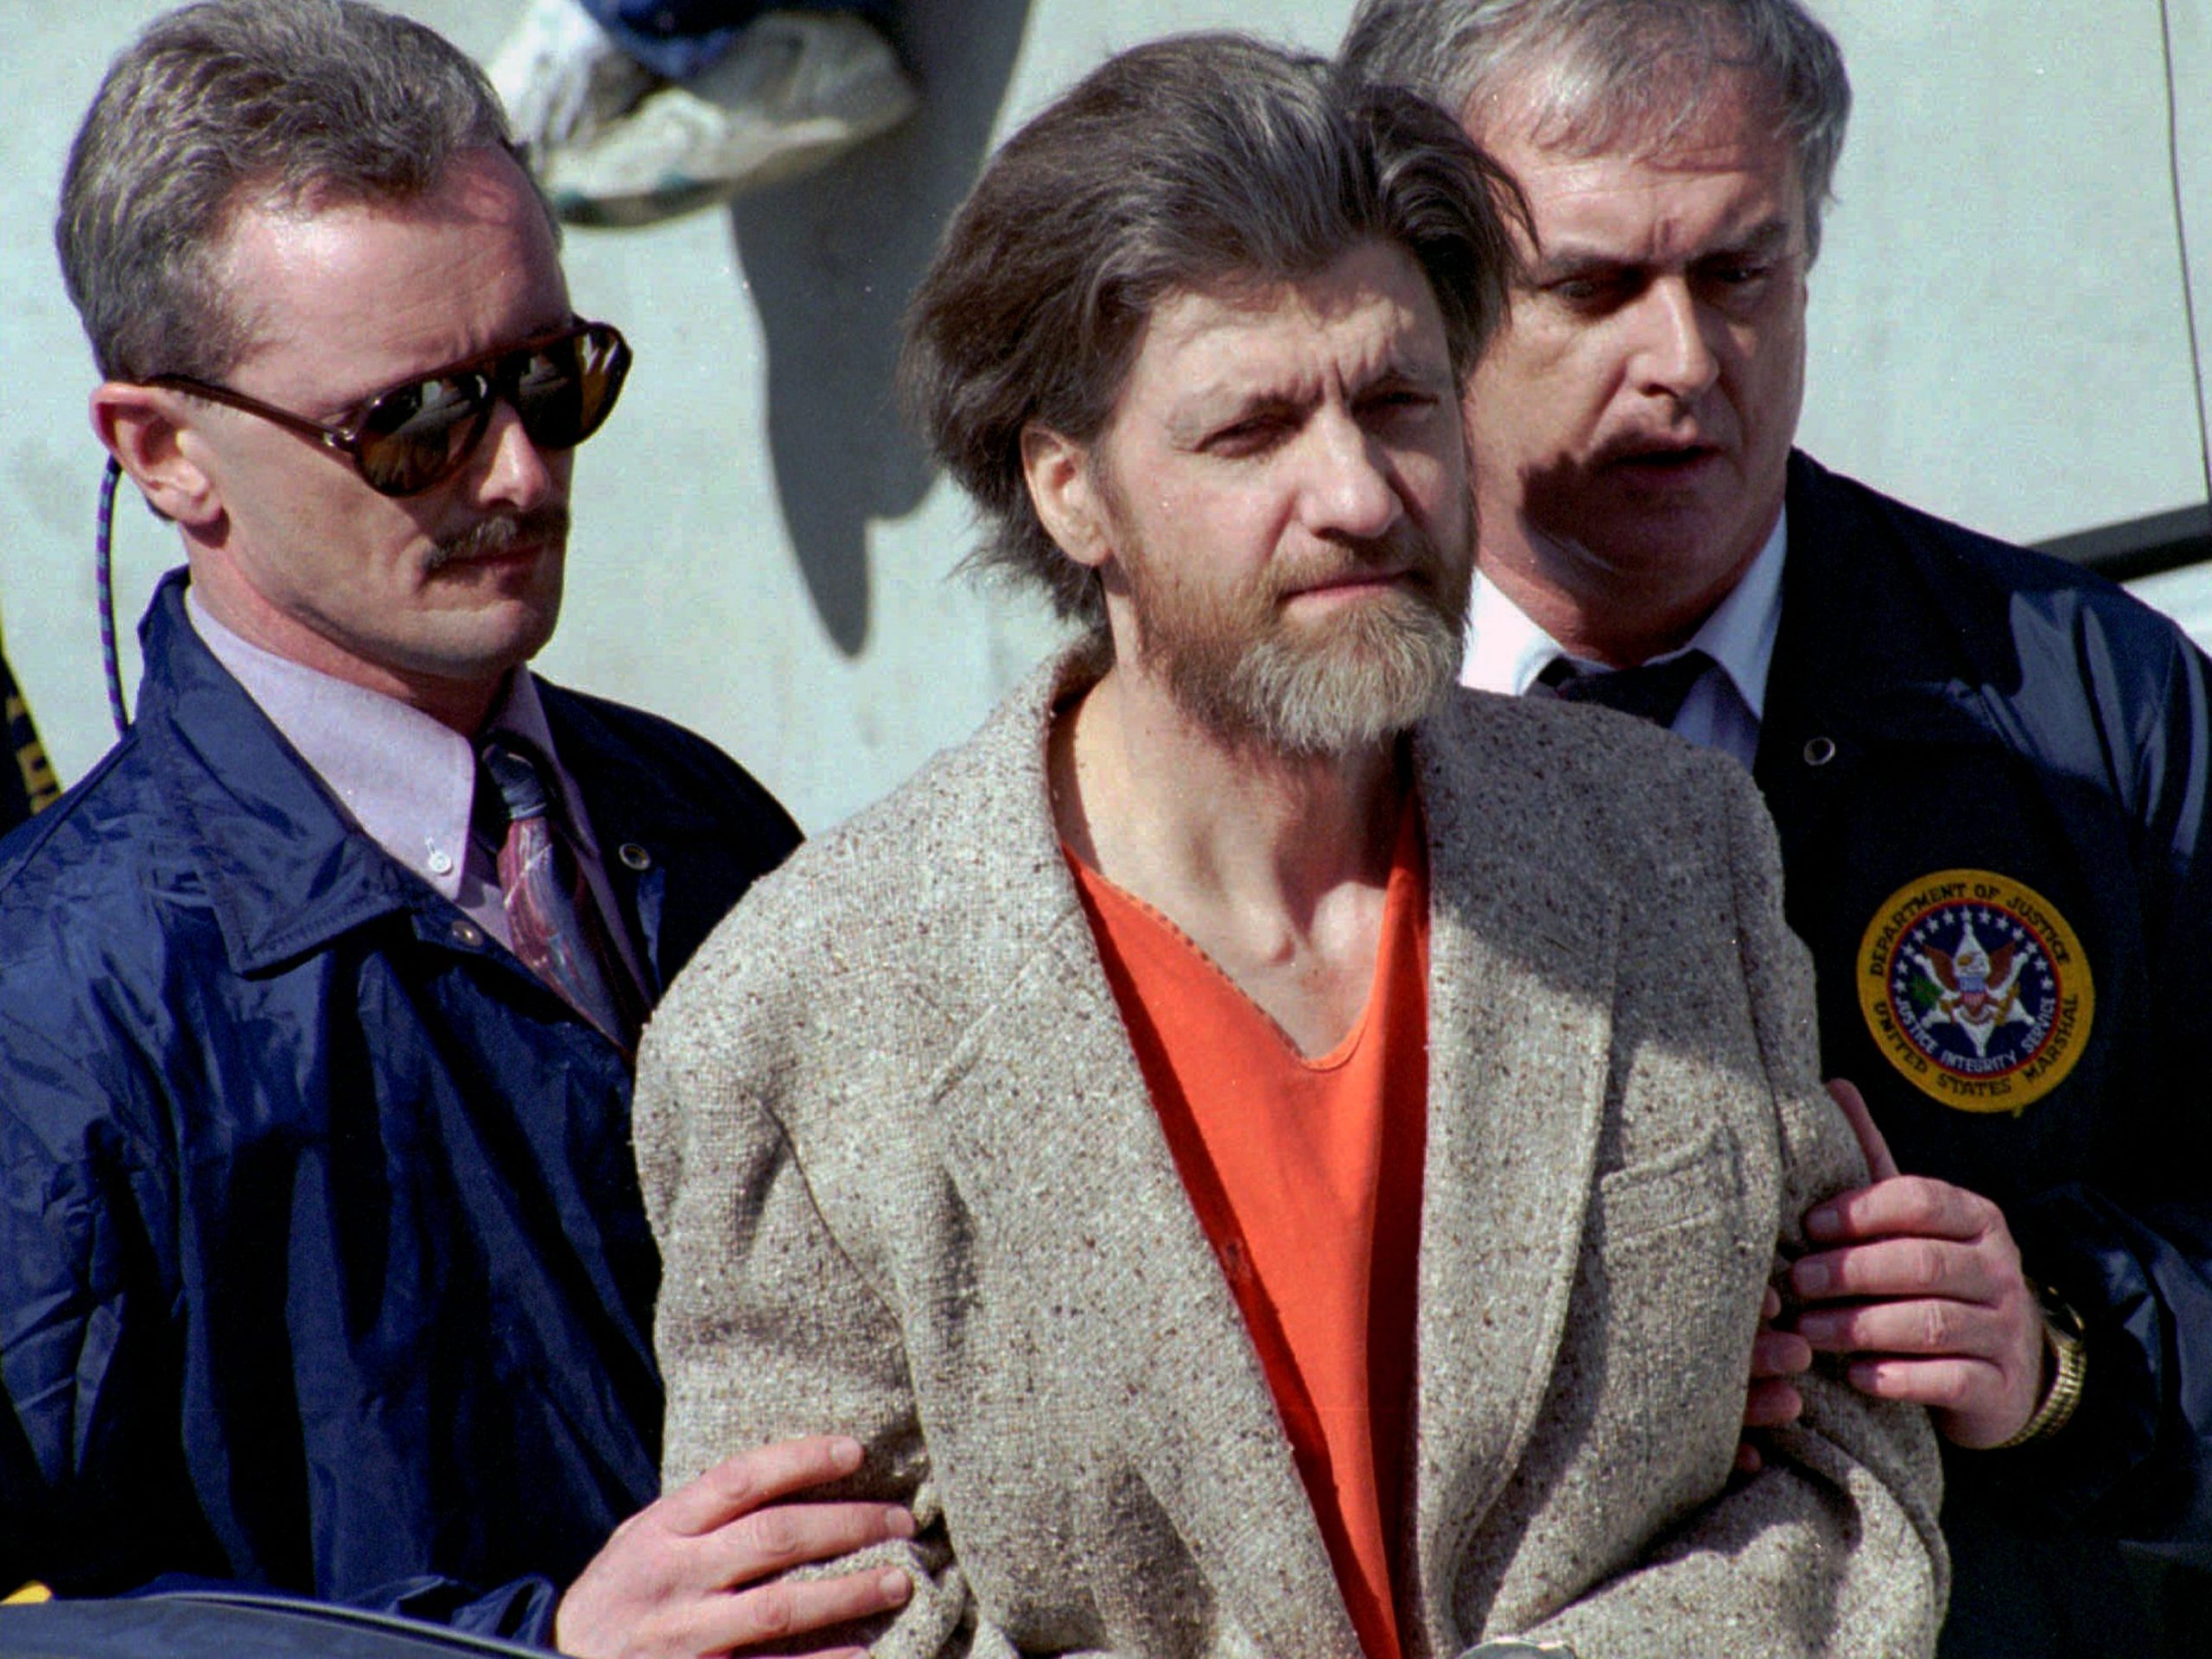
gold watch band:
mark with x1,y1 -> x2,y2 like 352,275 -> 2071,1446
1992,1289 -> 2088,1449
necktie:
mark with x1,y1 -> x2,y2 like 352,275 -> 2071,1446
480,735 -> 639,1050
1538,649 -> 1716,729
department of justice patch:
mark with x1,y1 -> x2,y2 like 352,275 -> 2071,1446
1856,869 -> 2093,1113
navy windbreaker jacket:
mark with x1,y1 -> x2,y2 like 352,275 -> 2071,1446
1758,454 -> 2212,1655
0,572 -> 798,1641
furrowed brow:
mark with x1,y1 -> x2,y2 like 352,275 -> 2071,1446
1525,245 -> 1630,283
1166,385 -> 1306,446
1714,219 -> 1795,260
1528,215 -> 1797,283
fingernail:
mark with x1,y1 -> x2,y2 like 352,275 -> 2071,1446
880,1568 -> 912,1602
1806,1205 -> 1840,1239
887,1506 -> 917,1539
831,1437 -> 864,1471
1796,1313 -> 1837,1343
1795,1259 -> 1832,1294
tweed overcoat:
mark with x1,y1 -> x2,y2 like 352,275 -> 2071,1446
637,654 -> 1946,1657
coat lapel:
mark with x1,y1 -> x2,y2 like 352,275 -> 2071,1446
937,920 -> 1357,1658
538,683 -> 801,1000
142,575 -> 419,973
925,652 -> 1357,1659
1405,696 -> 1622,1654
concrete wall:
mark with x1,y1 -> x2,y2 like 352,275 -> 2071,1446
1802,1 -> 2212,543
4,1 -> 2208,832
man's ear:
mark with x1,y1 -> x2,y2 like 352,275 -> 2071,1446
91,383 -> 222,531
1020,423 -> 1113,574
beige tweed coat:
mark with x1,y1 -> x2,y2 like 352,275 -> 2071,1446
636,652 -> 1946,1658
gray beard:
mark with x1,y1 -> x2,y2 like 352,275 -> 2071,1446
1102,455 -> 1474,761
1148,584 -> 1466,760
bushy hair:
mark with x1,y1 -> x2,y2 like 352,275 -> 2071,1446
58,0 -> 534,383
1339,0 -> 1851,260
900,32 -> 1523,630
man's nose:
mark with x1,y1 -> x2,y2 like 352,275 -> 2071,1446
1630,276 -> 1722,402
1300,408 -> 1401,541
471,396 -> 560,509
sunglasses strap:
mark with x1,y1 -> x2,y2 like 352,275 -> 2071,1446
96,457 -> 132,741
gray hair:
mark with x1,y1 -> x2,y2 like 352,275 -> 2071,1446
58,0 -> 535,384
900,31 -> 1522,630
1338,0 -> 1851,260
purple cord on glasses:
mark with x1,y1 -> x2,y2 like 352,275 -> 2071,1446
96,458 -> 130,740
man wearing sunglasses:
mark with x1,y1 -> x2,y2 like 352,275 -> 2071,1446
0,2 -> 912,1652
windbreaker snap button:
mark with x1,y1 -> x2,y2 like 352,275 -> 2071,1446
1803,736 -> 1837,767
451,918 -> 484,947
619,842 -> 652,872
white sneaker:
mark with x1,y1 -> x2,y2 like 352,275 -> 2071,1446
486,0 -> 658,165
540,10 -> 920,228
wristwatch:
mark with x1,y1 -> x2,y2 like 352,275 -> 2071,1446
1992,1284 -> 2087,1449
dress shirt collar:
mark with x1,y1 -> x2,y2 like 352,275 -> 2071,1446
1461,510 -> 1788,712
185,588 -> 576,904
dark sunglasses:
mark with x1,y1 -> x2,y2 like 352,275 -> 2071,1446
144,319 -> 632,497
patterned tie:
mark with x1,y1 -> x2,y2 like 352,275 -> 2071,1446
1538,649 -> 1717,729
480,735 -> 639,1050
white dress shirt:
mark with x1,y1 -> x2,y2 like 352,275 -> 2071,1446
1459,512 -> 1789,771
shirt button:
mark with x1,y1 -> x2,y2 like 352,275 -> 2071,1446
451,918 -> 484,947
1803,736 -> 1838,767
425,848 -> 454,877
619,842 -> 652,871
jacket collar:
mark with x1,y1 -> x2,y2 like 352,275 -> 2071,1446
536,682 -> 750,1000
136,570 -> 458,974
1753,451 -> 2012,833
1759,453 -> 2006,752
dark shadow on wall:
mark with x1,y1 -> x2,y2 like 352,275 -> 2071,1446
730,0 -> 1035,656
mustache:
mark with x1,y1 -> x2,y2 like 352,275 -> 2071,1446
425,506 -> 570,571
1269,523 -> 1452,596
1274,504 -> 1478,606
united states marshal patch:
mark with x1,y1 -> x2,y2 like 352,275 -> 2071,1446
1856,869 -> 2093,1113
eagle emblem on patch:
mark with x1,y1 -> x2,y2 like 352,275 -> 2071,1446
1855,869 -> 2094,1113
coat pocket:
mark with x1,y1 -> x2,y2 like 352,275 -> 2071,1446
1582,1124 -> 1763,1525
1594,1123 -> 1741,1248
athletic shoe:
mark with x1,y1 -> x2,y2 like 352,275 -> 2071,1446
540,10 -> 920,228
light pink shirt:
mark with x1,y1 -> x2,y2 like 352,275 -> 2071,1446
187,589 -> 646,995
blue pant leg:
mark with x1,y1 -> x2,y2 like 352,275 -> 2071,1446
581,0 -> 896,82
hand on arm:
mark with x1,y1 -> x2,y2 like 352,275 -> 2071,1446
555,1436 -> 915,1659
1735,1283 -> 1815,1475
1789,1080 -> 2049,1448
